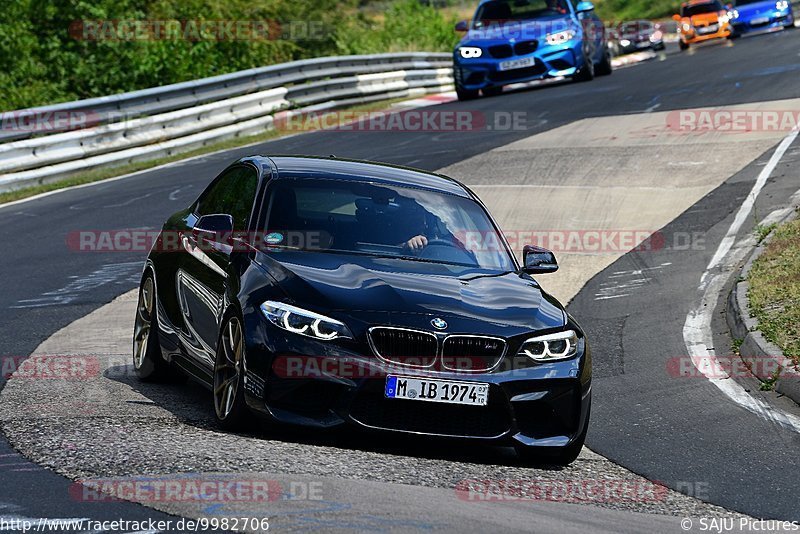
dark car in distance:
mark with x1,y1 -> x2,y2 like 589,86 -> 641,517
132,155 -> 592,465
608,20 -> 666,56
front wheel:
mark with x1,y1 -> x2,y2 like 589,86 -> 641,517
595,49 -> 613,76
132,274 -> 171,381
573,52 -> 595,82
456,86 -> 480,101
679,39 -> 689,50
213,314 -> 250,429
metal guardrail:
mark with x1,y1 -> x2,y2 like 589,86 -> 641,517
0,53 -> 453,192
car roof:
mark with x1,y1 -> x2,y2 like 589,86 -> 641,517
247,155 -> 473,198
682,0 -> 718,6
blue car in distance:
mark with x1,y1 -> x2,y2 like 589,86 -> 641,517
728,0 -> 795,36
453,0 -> 612,100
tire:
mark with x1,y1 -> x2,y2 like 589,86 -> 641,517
482,86 -> 503,97
516,400 -> 590,466
573,51 -> 595,82
595,48 -> 613,77
132,273 -> 171,381
213,313 -> 250,430
679,39 -> 689,50
456,86 -> 480,101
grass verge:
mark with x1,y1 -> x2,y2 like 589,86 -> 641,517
747,213 -> 800,366
0,96 -> 415,205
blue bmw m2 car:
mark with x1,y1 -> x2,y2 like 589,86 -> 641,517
728,0 -> 795,36
453,0 -> 612,100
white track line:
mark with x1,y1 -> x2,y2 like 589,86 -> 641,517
682,127 -> 800,433
702,130 -> 800,285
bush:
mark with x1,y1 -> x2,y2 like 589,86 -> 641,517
595,0 -> 677,22
1,0 -> 667,111
0,0 -> 347,110
334,0 -> 460,54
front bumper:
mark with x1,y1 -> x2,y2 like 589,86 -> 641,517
453,41 -> 586,90
681,23 -> 733,43
243,318 -> 592,450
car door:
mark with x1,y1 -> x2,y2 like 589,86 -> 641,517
177,164 -> 259,369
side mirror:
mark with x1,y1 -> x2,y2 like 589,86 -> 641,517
194,214 -> 233,241
522,245 -> 558,274
672,14 -> 682,21
455,20 -> 469,32
576,1 -> 595,13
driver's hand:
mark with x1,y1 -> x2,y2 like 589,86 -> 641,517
404,235 -> 428,251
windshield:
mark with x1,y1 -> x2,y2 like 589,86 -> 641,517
681,1 -> 724,16
619,21 -> 654,34
474,0 -> 570,25
261,178 -> 515,272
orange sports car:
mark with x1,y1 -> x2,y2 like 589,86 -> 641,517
673,0 -> 733,49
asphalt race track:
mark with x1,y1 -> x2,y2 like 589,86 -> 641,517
1,29 -> 800,531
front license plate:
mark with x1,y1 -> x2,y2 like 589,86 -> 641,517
750,17 -> 769,25
385,375 -> 488,406
498,56 -> 536,71
697,24 -> 718,34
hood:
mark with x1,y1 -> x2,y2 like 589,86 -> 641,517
736,0 -> 782,16
620,29 -> 653,40
255,249 -> 566,335
687,11 -> 723,24
458,16 -> 578,47
619,26 -> 655,39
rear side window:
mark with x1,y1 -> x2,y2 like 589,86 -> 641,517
196,166 -> 258,230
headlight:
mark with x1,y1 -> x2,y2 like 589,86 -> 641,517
458,46 -> 482,59
260,301 -> 352,341
682,22 -> 692,32
619,38 -> 631,46
649,30 -> 663,42
518,330 -> 578,362
776,0 -> 789,10
545,29 -> 577,45
719,14 -> 730,23
728,9 -> 739,18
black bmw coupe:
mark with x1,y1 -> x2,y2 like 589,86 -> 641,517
133,155 -> 591,464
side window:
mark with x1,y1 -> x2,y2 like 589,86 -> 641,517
196,166 -> 258,230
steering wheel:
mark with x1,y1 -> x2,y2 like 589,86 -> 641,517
424,237 -> 456,248
417,237 -> 474,263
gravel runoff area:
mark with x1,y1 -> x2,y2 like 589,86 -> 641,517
0,290 -> 751,531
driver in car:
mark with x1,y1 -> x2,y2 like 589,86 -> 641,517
398,205 -> 464,254
403,233 -> 429,251
398,203 -> 433,252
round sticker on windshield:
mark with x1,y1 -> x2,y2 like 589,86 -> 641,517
265,232 -> 284,245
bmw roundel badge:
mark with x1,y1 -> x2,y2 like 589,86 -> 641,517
431,317 -> 448,330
